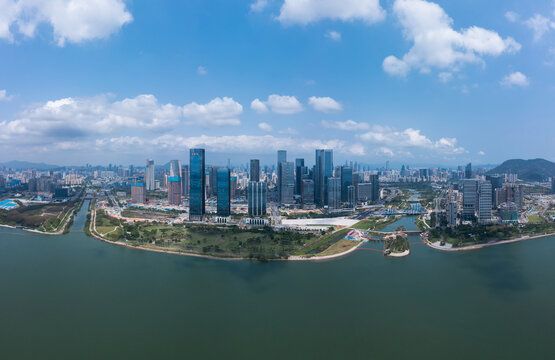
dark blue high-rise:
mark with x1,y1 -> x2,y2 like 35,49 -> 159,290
217,168 -> 230,217
189,149 -> 205,219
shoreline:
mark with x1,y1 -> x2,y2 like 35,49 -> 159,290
386,249 -> 410,257
426,232 -> 555,252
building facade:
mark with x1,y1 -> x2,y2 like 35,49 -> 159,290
189,149 -> 206,219
145,159 -> 155,191
248,181 -> 267,217
217,168 -> 231,217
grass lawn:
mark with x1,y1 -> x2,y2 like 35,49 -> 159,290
318,239 -> 359,256
527,214 -> 543,224
294,228 -> 351,256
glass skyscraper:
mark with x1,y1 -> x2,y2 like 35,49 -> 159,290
217,168 -> 230,217
315,149 -> 333,206
340,166 -> 353,203
168,160 -> 182,205
189,149 -> 205,219
250,159 -> 260,182
248,182 -> 267,217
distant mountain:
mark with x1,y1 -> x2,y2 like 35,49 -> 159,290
0,160 -> 61,170
487,158 -> 555,182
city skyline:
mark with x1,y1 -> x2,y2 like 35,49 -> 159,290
1,0 -> 554,166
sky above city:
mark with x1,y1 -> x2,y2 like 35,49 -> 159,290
0,0 -> 554,167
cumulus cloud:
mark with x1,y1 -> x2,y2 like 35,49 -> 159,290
0,89 -> 14,101
383,0 -> 520,77
250,0 -> 269,12
322,120 -> 369,131
182,97 -> 243,126
500,72 -> 529,87
258,122 -> 273,132
325,30 -> 341,41
251,98 -> 269,113
279,127 -> 299,135
359,125 -> 465,154
0,0 -> 132,46
524,14 -> 555,41
0,94 -> 245,149
277,0 -> 385,25
96,134 -> 363,156
478,150 -> 485,156
308,96 -> 342,112
254,95 -> 303,114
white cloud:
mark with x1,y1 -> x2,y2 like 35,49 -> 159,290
500,72 -> 529,87
0,94 -> 182,145
322,120 -> 369,131
524,14 -> 555,41
266,94 -> 303,114
277,0 -> 385,25
279,127 -> 299,135
0,0 -> 132,46
359,125 -> 465,154
383,0 -> 520,77
325,30 -> 341,41
478,150 -> 485,156
0,89 -> 13,101
308,96 -> 342,112
97,134 -> 363,156
505,11 -> 519,23
258,122 -> 273,132
250,0 -> 269,12
250,98 -> 269,113
182,97 -> 243,126
197,66 -> 207,75
438,72 -> 453,83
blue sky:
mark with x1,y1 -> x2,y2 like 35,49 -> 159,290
0,0 -> 553,167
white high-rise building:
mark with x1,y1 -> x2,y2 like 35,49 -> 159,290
478,180 -> 492,224
145,159 -> 155,191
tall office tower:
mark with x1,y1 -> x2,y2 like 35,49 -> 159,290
504,183 -> 524,209
315,149 -> 333,206
250,159 -> 260,182
145,159 -> 155,191
465,163 -> 472,179
347,185 -> 356,208
279,161 -> 295,206
301,179 -> 314,205
208,166 -> 219,197
369,174 -> 380,202
340,166 -> 353,203
230,175 -> 237,199
277,150 -> 287,164
478,180 -> 492,224
248,182 -> 267,216
130,175 -> 146,204
486,174 -> 504,205
167,160 -> 182,205
189,149 -> 206,219
447,202 -> 458,227
552,177 -> 555,194
181,165 -> 189,197
462,179 -> 478,220
327,177 -> 341,210
295,158 -> 305,196
217,168 -> 230,217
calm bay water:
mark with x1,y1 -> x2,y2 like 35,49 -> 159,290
1,201 -> 555,359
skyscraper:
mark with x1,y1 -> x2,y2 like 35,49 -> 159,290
277,150 -> 287,164
189,149 -> 205,219
248,182 -> 267,217
130,175 -> 146,204
301,179 -> 314,205
465,163 -> 472,179
447,202 -> 458,227
478,180 -> 492,224
295,158 -> 305,196
145,159 -> 155,191
347,185 -> 356,208
340,166 -> 353,203
168,160 -> 182,205
279,161 -> 295,206
369,174 -> 380,202
181,165 -> 189,197
315,149 -> 333,206
250,159 -> 260,182
277,150 -> 287,203
327,177 -> 341,210
463,179 -> 478,220
217,168 -> 230,217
